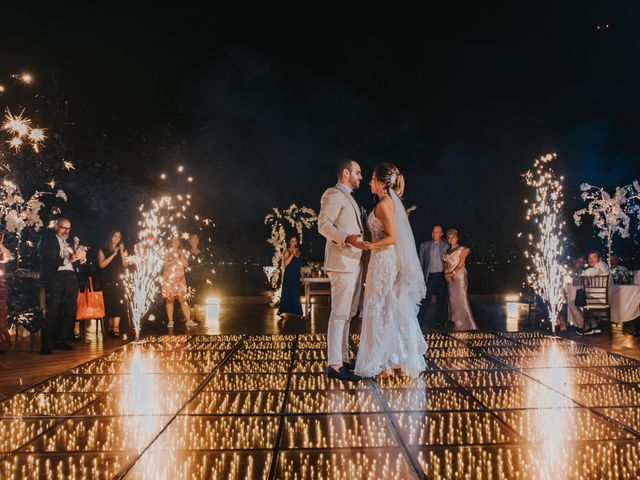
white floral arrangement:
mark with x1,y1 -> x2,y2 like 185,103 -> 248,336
574,181 -> 640,262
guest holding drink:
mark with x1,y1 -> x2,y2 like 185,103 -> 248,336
278,236 -> 305,318
443,229 -> 478,330
97,231 -> 130,337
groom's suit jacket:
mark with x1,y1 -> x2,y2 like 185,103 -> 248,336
318,183 -> 363,273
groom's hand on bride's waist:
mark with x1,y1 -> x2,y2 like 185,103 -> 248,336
345,234 -> 366,250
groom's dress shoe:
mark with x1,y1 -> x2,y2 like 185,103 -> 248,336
327,366 -> 361,382
343,359 -> 356,371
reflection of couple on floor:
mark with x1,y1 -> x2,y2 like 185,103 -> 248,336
318,160 -> 426,382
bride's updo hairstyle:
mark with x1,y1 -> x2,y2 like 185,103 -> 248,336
374,163 -> 405,198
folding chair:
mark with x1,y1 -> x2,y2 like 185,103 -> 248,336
582,275 -> 611,336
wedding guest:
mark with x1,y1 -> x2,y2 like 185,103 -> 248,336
583,250 -> 609,276
570,256 -> 585,282
278,236 -> 305,317
186,233 -> 205,307
417,225 -> 449,329
97,231 -> 129,337
576,251 -> 610,335
610,255 -> 632,284
443,229 -> 478,330
38,218 -> 87,354
161,237 -> 196,328
0,233 -> 12,352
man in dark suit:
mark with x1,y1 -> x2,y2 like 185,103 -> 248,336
417,225 -> 449,329
38,218 -> 86,354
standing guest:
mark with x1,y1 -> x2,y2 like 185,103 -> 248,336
0,233 -> 13,352
186,233 -> 205,307
188,233 -> 201,257
38,218 -> 86,354
417,225 -> 449,329
97,231 -> 129,338
278,236 -> 305,318
161,237 -> 196,328
443,229 -> 478,330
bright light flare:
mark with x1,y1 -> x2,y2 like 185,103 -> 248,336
2,110 -> 31,137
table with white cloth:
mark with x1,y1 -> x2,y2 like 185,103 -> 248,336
565,283 -> 640,326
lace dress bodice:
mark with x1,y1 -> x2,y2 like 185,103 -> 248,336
367,212 -> 388,242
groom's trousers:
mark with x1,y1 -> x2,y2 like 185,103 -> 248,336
326,266 -> 362,366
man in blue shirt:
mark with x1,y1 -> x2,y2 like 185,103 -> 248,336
417,225 -> 449,329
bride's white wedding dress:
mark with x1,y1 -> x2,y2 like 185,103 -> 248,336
355,191 -> 427,379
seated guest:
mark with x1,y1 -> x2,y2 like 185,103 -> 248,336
576,251 -> 609,336
569,256 -> 585,284
582,251 -> 609,276
610,255 -> 632,284
38,218 -> 87,354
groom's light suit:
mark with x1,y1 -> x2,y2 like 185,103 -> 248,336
318,183 -> 363,366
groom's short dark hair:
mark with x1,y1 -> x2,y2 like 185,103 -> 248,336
336,159 -> 355,178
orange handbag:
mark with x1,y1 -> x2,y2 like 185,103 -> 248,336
76,277 -> 105,320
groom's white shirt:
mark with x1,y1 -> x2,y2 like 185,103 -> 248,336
318,183 -> 363,273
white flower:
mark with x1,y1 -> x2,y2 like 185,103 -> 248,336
4,210 -> 25,233
580,183 -> 592,191
55,189 -> 68,201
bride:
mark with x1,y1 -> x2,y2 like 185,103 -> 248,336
355,163 -> 427,379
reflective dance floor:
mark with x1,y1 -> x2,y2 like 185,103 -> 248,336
1,331 -> 640,479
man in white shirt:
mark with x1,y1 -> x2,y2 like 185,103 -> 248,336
582,251 -> 609,277
576,251 -> 609,335
38,218 -> 86,353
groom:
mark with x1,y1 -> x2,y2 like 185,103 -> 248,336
318,159 -> 366,382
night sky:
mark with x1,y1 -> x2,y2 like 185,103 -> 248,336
4,3 -> 640,263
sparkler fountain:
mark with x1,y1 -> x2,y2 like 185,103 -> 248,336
125,196 -> 175,340
522,153 -> 567,334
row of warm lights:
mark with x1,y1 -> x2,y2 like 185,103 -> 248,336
283,415 -> 395,448
384,388 -> 480,411
278,451 -> 412,480
189,391 -> 284,414
396,412 -> 513,445
287,390 -> 381,414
